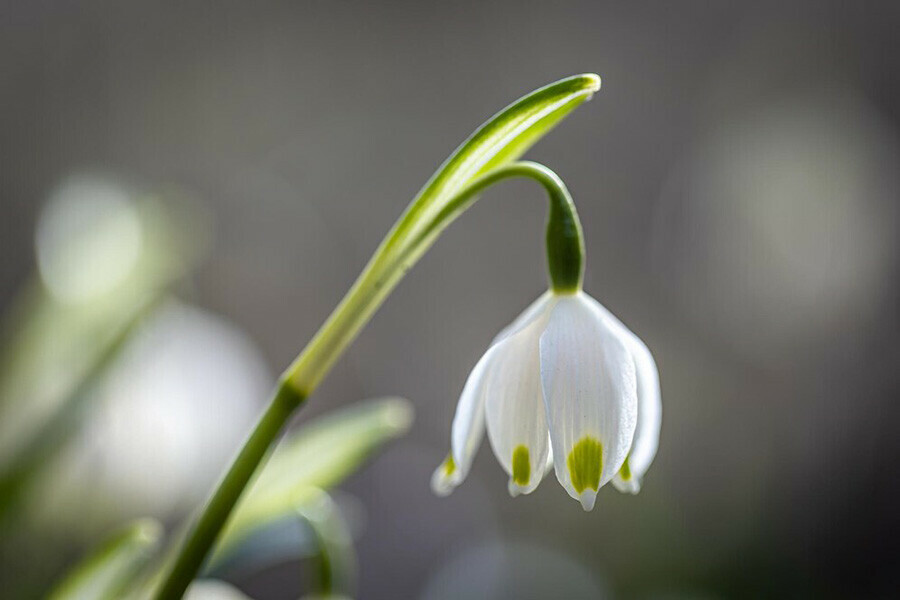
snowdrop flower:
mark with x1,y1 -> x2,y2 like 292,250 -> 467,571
432,289 -> 660,511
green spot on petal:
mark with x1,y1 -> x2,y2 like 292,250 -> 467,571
443,454 -> 456,476
512,445 -> 531,486
619,455 -> 632,481
567,436 -> 603,493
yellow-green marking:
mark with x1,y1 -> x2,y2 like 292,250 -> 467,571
443,453 -> 456,476
512,445 -> 531,486
567,436 -> 603,493
619,455 -> 632,481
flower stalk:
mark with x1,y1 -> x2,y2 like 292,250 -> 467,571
154,74 -> 599,599
154,161 -> 584,599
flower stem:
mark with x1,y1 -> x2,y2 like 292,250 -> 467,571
286,161 -> 583,394
152,161 -> 584,599
406,161 -> 584,293
152,383 -> 303,599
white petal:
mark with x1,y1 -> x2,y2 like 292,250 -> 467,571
482,310 -> 554,496
431,293 -> 557,496
612,338 -> 660,493
539,293 -> 637,510
430,344 -> 493,496
492,291 -> 555,344
544,435 -> 555,474
430,457 -> 459,496
583,297 -> 662,494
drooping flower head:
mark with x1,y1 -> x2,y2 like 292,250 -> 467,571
431,290 -> 660,511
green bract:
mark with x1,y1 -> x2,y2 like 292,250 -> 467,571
286,74 -> 599,394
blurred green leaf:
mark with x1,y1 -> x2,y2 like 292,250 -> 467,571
0,195 -> 203,517
207,397 -> 412,568
48,519 -> 163,600
203,515 -> 317,577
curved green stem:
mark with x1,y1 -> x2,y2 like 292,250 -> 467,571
402,161 -> 584,293
153,161 -> 584,599
285,160 -> 584,394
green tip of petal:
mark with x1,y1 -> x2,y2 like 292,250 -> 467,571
619,456 -> 632,481
567,436 -> 603,494
443,453 -> 457,476
512,445 -> 531,486
431,454 -> 460,497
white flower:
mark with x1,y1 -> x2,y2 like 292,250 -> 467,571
431,290 -> 661,511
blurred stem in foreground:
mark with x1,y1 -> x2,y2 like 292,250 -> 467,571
48,519 -> 163,600
298,490 -> 356,599
154,74 -> 599,599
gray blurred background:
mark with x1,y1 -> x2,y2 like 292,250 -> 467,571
2,1 -> 899,598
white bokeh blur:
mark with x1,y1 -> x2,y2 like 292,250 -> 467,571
186,580 -> 252,600
36,175 -> 144,304
31,300 -> 271,534
653,90 -> 899,366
